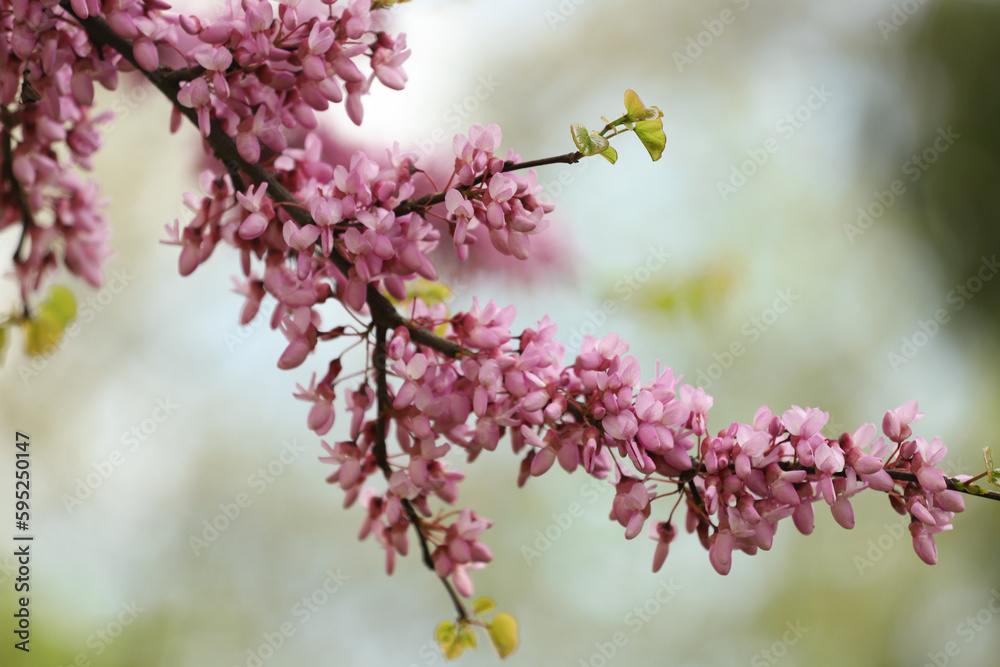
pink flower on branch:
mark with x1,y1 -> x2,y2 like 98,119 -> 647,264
363,310 -> 967,581
443,124 -> 554,261
236,182 -> 272,239
176,77 -> 213,137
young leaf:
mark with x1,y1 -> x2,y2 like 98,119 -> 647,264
634,118 -> 666,161
390,278 -> 452,306
442,637 -> 465,660
623,89 -> 646,121
42,284 -> 77,322
570,122 -> 591,153
487,612 -> 519,658
473,597 -> 497,615
22,284 -> 78,357
985,447 -> 999,487
435,620 -> 456,644
23,310 -> 65,356
570,123 -> 610,157
644,105 -> 664,121
436,620 -> 465,660
458,625 -> 477,650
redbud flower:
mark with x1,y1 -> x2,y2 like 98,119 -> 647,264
611,478 -> 651,539
236,183 -> 271,239
882,400 -> 923,442
709,528 -> 735,575
650,522 -> 676,573
176,78 -> 212,137
909,521 -> 939,565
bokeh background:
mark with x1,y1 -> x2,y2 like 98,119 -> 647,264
2,0 -> 1000,665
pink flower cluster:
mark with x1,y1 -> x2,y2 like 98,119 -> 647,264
318,365 -> 492,596
165,123 -> 554,380
319,304 -> 963,593
444,124 -> 554,261
2,0 -> 410,307
172,0 -> 409,150
143,6 -> 556,383
1,0 -> 120,300
669,400 -> 963,574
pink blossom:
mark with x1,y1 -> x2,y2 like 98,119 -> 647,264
709,528 -> 734,575
176,78 -> 212,136
236,183 -> 272,239
444,189 -> 475,246
611,478 -> 651,539
882,400 -> 923,442
782,405 -> 829,439
371,33 -> 409,90
468,123 -> 502,153
236,106 -> 286,164
650,521 -> 676,573
909,521 -> 938,565
295,374 -> 336,435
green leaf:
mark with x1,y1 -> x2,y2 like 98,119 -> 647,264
436,620 -> 479,660
589,132 -> 609,153
984,447 -> 999,488
22,284 -> 77,357
442,638 -> 465,660
436,621 -> 464,660
458,626 -> 477,650
634,118 -> 666,162
473,597 -> 497,615
42,284 -> 76,323
487,613 -> 519,659
571,122 -> 591,152
623,89 -> 646,121
23,309 -> 64,357
390,278 -> 452,307
436,620 -> 456,643
570,123 -> 609,157
600,145 -> 618,164
0,326 -> 7,364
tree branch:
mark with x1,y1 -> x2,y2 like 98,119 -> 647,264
394,150 -> 583,215
63,3 -> 464,359
885,469 -> 1000,501
65,0 -> 472,619
374,325 -> 468,622
506,150 -> 583,172
772,461 -> 1000,501
2,125 -> 34,267
64,5 -> 583,365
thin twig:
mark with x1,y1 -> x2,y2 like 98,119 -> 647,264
2,126 -> 34,263
884,469 -> 1000,501
505,150 -> 582,172
374,325 -> 468,622
394,150 -> 584,216
772,460 -> 1000,502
